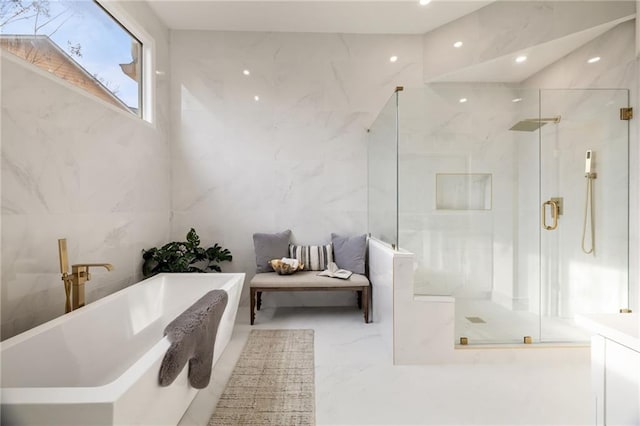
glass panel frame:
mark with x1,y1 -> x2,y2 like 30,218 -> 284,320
368,90 -> 399,247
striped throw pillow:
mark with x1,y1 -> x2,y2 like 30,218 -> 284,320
289,244 -> 333,271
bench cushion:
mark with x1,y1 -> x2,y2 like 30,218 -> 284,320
250,271 -> 369,288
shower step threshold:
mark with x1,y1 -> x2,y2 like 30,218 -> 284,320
454,342 -> 589,350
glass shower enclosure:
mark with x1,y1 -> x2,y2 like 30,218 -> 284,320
368,85 -> 630,345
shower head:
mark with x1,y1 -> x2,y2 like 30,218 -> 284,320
509,116 -> 561,132
510,120 -> 547,132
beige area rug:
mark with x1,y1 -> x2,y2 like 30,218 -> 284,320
209,329 -> 315,425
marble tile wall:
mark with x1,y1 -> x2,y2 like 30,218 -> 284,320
0,3 -> 171,339
170,31 -> 424,305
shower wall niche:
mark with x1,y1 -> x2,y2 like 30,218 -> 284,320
435,173 -> 492,211
368,84 -> 630,345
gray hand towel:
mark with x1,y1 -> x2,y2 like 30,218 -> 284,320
159,289 -> 228,389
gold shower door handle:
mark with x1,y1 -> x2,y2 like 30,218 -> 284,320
542,200 -> 559,230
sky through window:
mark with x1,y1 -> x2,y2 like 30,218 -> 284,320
1,0 -> 141,114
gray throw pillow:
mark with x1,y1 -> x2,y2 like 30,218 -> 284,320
331,233 -> 367,274
253,230 -> 292,273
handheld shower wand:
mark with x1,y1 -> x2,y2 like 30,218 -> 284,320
581,150 -> 596,254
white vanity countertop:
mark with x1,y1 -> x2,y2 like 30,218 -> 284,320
576,313 -> 639,352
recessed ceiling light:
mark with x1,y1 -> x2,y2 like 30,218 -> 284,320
587,56 -> 601,64
419,0 -> 431,5
254,95 -> 260,101
389,55 -> 398,63
459,98 -> 468,103
515,55 -> 527,63
243,69 -> 250,75
453,41 -> 463,48
512,98 -> 523,103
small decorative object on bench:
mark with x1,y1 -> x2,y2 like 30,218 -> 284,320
270,258 -> 304,275
250,231 -> 370,325
318,262 -> 352,280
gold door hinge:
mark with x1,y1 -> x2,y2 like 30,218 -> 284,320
620,308 -> 633,313
620,107 -> 633,120
460,337 -> 468,345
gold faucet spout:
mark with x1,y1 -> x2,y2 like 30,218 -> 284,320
72,263 -> 114,272
70,263 -> 114,310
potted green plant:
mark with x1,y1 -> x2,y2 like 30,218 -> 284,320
142,228 -> 232,277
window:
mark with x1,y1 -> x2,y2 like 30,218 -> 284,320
1,0 -> 142,117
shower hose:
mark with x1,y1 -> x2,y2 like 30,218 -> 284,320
581,174 -> 595,254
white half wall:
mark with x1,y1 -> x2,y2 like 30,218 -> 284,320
368,238 -> 395,361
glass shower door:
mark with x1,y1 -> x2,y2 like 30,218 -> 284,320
539,89 -> 629,342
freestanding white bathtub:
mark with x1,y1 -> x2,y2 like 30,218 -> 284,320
1,272 -> 244,426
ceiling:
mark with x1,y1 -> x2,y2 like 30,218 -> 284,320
435,15 -> 634,83
146,1 -> 635,83
146,0 -> 494,34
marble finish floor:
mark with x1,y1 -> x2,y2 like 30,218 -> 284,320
179,306 -> 592,425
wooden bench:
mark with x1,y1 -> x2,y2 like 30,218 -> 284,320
249,271 -> 370,324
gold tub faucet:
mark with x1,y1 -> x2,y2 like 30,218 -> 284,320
70,263 -> 114,310
58,239 -> 114,312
